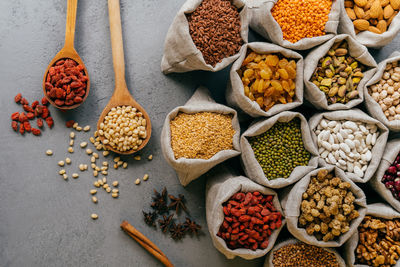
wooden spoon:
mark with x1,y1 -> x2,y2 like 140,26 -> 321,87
42,0 -> 90,110
96,0 -> 152,155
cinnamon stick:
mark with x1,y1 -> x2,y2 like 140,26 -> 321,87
120,220 -> 174,267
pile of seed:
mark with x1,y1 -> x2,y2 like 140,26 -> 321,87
170,112 -> 235,160
99,105 -> 147,153
272,242 -> 339,267
311,40 -> 367,105
186,0 -> 243,67
248,118 -> 310,180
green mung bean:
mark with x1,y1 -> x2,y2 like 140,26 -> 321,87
248,118 -> 310,180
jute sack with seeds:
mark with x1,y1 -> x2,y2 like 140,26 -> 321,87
226,42 -> 304,118
344,203 -> 400,267
283,166 -> 367,247
205,167 -> 285,259
264,238 -> 346,267
240,111 -> 319,189
370,139 -> 400,213
304,34 -> 377,111
309,109 -> 389,183
161,87 -> 241,186
160,0 -> 249,74
339,0 -> 400,48
246,0 -> 341,50
364,51 -> 400,131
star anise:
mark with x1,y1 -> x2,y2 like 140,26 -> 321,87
143,211 -> 157,227
169,222 -> 186,240
183,217 -> 201,236
158,214 -> 174,233
151,187 -> 168,214
168,194 -> 187,214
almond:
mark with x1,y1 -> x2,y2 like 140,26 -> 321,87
355,5 -> 366,18
384,4 -> 395,18
381,0 -> 390,6
370,18 -> 379,25
377,19 -> 388,32
345,0 -> 354,7
355,0 -> 368,6
364,9 -> 372,19
390,0 -> 400,9
368,26 -> 382,33
365,0 -> 375,10
370,0 -> 384,18
388,11 -> 398,25
353,19 -> 370,30
346,8 -> 357,19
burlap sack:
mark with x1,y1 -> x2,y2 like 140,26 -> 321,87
304,34 -> 377,111
226,42 -> 303,118
364,51 -> 400,131
308,109 -> 389,183
338,2 -> 400,48
344,203 -> 400,267
161,87 -> 241,186
160,0 -> 249,74
205,167 -> 285,259
370,139 -> 400,213
240,111 -> 319,189
285,166 -> 367,247
247,0 -> 341,50
264,238 -> 346,267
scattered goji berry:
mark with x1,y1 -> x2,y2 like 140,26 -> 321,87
20,97 -> 29,105
41,107 -> 49,119
23,121 -> 31,132
19,124 -> 25,134
11,121 -> 18,131
23,105 -> 34,113
45,117 -> 54,128
31,100 -> 39,110
65,120 -> 75,128
37,118 -> 44,128
11,112 -> 20,121
41,97 -> 49,106
14,93 -> 22,103
19,112 -> 28,123
27,112 -> 35,120
32,128 -> 41,136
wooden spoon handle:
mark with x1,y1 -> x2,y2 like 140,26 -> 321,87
108,0 -> 128,91
64,0 -> 78,49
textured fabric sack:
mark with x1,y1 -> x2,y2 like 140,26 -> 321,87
308,109 -> 389,183
161,0 -> 249,74
161,87 -> 241,186
247,0 -> 341,50
226,42 -> 303,118
370,139 -> 400,213
205,167 -> 285,259
364,51 -> 400,131
304,34 -> 377,111
338,2 -> 400,48
240,111 -> 319,189
264,238 -> 346,267
344,203 -> 400,267
285,166 -> 367,247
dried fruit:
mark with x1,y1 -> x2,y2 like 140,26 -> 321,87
32,128 -> 41,136
11,112 -> 19,121
14,93 -> 22,103
45,117 -> 54,128
23,121 -> 31,132
37,118 -> 44,128
11,121 -> 18,131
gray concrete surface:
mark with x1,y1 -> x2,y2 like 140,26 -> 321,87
0,1 -> 399,267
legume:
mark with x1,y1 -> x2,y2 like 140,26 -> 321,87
46,149 -> 53,156
272,242 -> 339,267
170,112 -> 235,160
271,0 -> 332,43
186,0 -> 243,67
248,118 -> 310,180
239,51 -> 297,112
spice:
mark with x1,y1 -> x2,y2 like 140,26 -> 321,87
11,94 -> 52,136
159,214 -> 174,233
369,61 -> 400,121
45,58 -> 88,106
99,106 -> 147,152
170,223 -> 186,240
186,0 -> 243,67
315,119 -> 379,178
271,0 -> 332,43
272,242 -> 339,267
381,151 -> 400,200
356,216 -> 400,266
183,217 -> 201,236
299,169 -> 360,242
311,40 -> 367,105
239,51 -> 297,112
248,118 -> 310,180
345,0 -> 399,34
168,194 -> 187,214
151,187 -> 169,214
143,211 -> 157,227
170,112 -> 235,160
217,191 -> 282,251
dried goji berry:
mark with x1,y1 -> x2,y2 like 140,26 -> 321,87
20,97 -> 29,105
11,121 -> 18,131
31,100 -> 39,110
19,124 -> 25,134
11,112 -> 20,121
65,120 -> 75,128
54,99 -> 65,106
37,118 -> 44,128
19,112 -> 28,123
14,93 -> 22,103
32,128 -> 41,136
24,121 -> 31,132
45,117 -> 54,128
23,105 -> 34,113
41,97 -> 49,106
26,112 -> 35,120
41,107 -> 49,119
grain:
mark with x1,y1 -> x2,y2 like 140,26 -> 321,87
170,112 -> 235,159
